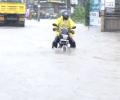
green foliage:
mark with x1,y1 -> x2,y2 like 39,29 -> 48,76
71,5 -> 85,23
71,0 -> 90,26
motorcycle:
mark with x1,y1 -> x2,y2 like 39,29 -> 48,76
53,23 -> 76,52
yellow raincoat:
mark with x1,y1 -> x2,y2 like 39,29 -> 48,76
53,16 -> 76,37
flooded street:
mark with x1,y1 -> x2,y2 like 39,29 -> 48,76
0,19 -> 120,100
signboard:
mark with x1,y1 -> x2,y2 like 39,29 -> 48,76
90,0 -> 100,26
100,0 -> 115,9
90,11 -> 100,26
105,0 -> 115,8
71,0 -> 78,5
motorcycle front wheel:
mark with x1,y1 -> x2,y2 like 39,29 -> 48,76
63,45 -> 67,52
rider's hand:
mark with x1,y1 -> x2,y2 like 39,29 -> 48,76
53,28 -> 57,31
70,30 -> 75,34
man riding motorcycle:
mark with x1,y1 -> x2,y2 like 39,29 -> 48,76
52,11 -> 76,48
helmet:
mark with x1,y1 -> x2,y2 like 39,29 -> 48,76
62,11 -> 69,20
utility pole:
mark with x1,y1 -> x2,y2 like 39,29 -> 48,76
84,0 -> 90,26
66,0 -> 71,13
37,0 -> 40,22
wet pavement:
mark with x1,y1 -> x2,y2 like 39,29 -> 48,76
0,19 -> 120,100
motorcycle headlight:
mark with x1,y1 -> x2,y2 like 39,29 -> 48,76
62,34 -> 68,39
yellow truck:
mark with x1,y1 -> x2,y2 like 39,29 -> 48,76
0,0 -> 26,26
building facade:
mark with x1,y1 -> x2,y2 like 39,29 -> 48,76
99,0 -> 120,31
89,0 -> 120,26
25,0 -> 79,19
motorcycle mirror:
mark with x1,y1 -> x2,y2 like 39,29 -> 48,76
53,23 -> 58,27
71,26 -> 76,29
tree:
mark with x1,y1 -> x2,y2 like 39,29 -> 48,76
71,0 -> 90,26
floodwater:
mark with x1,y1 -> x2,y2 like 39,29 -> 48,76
0,19 -> 120,100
